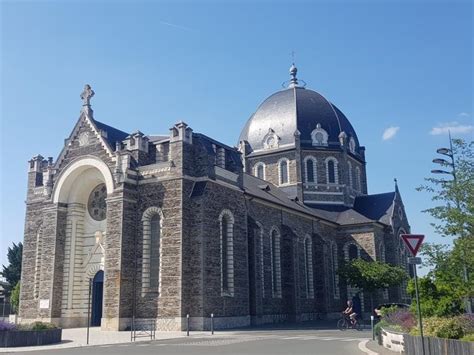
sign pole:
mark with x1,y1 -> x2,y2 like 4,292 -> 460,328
412,262 -> 425,355
402,234 -> 426,355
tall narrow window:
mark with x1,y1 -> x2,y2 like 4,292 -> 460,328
348,244 -> 359,260
254,163 -> 265,180
304,236 -> 314,299
326,158 -> 338,184
328,161 -> 335,183
270,228 -> 282,298
305,157 -> 317,182
142,207 -> 163,296
220,210 -> 234,296
149,214 -> 161,289
279,159 -> 289,185
256,223 -> 265,298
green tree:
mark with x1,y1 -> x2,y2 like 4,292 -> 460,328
1,242 -> 23,293
10,282 -> 20,313
338,259 -> 407,312
417,240 -> 473,311
407,276 -> 463,317
417,139 -> 474,238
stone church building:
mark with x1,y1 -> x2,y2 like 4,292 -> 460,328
19,65 -> 411,331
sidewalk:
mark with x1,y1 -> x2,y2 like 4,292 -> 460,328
0,327 -> 218,353
364,339 -> 399,355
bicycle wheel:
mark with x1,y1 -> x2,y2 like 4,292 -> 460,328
355,321 -> 363,331
337,318 -> 347,331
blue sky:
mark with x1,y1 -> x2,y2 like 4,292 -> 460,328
1,0 -> 472,270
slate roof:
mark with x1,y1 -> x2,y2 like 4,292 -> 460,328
239,87 -> 360,153
353,192 -> 396,225
93,119 -> 129,150
244,174 -> 396,227
243,174 -> 340,224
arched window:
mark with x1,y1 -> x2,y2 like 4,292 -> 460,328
34,223 -> 43,299
349,137 -> 356,154
304,236 -> 314,299
348,161 -> 353,189
256,222 -> 265,298
355,167 -> 361,192
331,243 -> 340,299
304,157 -> 317,183
326,158 -> 338,184
254,162 -> 265,180
278,158 -> 289,185
149,215 -> 161,289
270,228 -> 282,298
142,207 -> 163,295
220,210 -> 234,296
348,244 -> 359,260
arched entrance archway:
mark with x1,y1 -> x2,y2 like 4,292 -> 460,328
91,270 -> 104,326
52,156 -> 114,327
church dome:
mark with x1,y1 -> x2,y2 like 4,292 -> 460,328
239,66 -> 360,153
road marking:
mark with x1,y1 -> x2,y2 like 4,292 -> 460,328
358,339 -> 379,355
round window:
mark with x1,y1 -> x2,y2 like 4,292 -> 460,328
88,183 -> 107,221
315,132 -> 324,143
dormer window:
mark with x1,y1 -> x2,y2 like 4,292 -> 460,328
263,128 -> 280,150
349,137 -> 356,154
311,123 -> 328,146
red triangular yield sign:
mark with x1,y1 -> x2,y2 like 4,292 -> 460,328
400,234 -> 425,256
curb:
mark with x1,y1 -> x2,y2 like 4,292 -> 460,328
358,339 -> 379,355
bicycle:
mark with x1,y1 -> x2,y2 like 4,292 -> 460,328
337,313 -> 363,331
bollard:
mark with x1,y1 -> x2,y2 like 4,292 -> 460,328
371,315 -> 375,341
211,313 -> 214,335
186,314 -> 190,336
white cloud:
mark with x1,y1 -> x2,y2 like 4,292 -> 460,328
458,112 -> 470,117
430,121 -> 474,135
382,126 -> 400,141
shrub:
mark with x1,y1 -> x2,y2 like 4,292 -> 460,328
17,322 -> 57,331
459,314 -> 474,334
385,310 -> 416,332
379,305 -> 399,317
460,333 -> 474,342
412,317 -> 465,339
0,321 -> 16,331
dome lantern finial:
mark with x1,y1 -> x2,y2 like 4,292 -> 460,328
289,63 -> 298,88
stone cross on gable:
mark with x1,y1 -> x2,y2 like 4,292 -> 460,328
80,84 -> 95,107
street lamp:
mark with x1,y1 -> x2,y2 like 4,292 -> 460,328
431,169 -> 452,175
431,132 -> 471,313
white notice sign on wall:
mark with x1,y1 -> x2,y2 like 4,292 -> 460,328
39,299 -> 50,309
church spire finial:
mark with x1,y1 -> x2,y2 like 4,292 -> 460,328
289,63 -> 298,88
80,84 -> 95,117
394,178 -> 399,192
81,84 -> 95,107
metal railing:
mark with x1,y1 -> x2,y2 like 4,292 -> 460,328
131,318 -> 156,341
